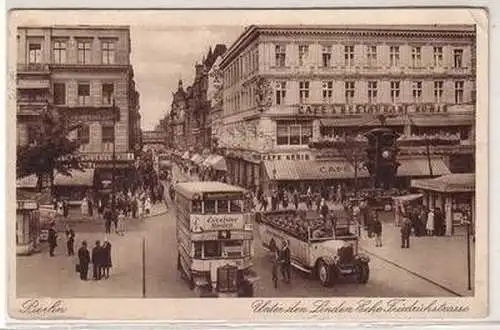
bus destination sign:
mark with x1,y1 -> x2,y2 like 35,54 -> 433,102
190,214 -> 244,232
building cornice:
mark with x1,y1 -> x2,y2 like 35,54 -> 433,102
220,24 -> 475,69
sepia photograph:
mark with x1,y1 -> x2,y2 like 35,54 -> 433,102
7,8 -> 488,321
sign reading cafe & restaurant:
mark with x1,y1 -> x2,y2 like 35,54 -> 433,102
297,103 -> 449,116
190,214 -> 244,232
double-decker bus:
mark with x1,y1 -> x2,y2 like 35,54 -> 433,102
174,181 -> 258,297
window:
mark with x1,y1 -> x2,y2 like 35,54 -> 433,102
276,121 -> 313,146
53,41 -> 66,64
204,200 -> 216,214
298,45 -> 309,66
368,81 -> 378,103
455,81 -> 464,104
322,81 -> 333,103
433,47 -> 443,67
434,81 -> 444,103
411,46 -> 422,67
102,125 -> 115,143
229,200 -> 242,213
454,49 -> 463,68
77,124 -> 90,144
390,81 -> 400,103
299,81 -> 310,104
412,81 -> 423,103
275,81 -> 286,105
389,46 -> 400,67
53,83 -> 66,105
366,46 -> 377,67
204,241 -> 221,258
102,83 -> 114,105
101,125 -> 114,152
77,83 -> 90,105
275,45 -> 286,67
28,43 -> 41,64
218,200 -> 229,213
193,242 -> 202,258
192,200 -> 202,213
344,46 -> 354,67
345,81 -> 355,103
101,41 -> 115,64
77,41 -> 91,64
322,46 -> 332,67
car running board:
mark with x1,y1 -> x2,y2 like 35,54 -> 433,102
291,260 -> 312,274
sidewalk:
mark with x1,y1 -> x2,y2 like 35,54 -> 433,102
359,222 -> 475,297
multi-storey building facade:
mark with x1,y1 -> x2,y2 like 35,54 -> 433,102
16,25 -> 141,196
217,25 -> 476,191
169,45 -> 227,154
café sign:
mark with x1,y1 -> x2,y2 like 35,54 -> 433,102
190,214 -> 244,232
297,103 -> 448,116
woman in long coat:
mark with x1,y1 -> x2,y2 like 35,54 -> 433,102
102,240 -> 112,279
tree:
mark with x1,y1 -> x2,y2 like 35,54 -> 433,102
16,109 -> 83,192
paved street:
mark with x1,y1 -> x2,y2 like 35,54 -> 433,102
17,188 -> 456,298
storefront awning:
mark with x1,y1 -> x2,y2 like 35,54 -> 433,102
410,116 -> 474,127
411,173 -> 475,193
54,169 -> 95,187
17,79 -> 50,89
16,174 -> 39,189
181,151 -> 190,160
190,153 -> 201,163
397,158 -> 451,177
264,160 -> 370,181
204,155 -> 228,171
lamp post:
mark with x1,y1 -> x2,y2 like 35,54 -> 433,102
111,98 -> 118,216
462,215 -> 472,291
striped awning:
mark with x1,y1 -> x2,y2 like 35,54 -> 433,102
264,160 -> 370,181
411,173 -> 475,193
397,158 -> 451,177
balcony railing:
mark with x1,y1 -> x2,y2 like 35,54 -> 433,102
17,63 -> 50,73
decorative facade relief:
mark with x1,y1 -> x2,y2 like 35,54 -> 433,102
254,77 -> 273,112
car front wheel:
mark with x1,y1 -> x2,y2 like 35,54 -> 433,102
317,260 -> 334,287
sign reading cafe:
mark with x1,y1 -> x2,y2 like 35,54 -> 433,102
190,214 -> 244,232
297,103 -> 448,116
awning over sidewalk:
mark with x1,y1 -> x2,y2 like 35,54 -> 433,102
54,169 -> 95,187
16,174 -> 39,189
190,154 -> 204,165
181,151 -> 190,160
204,155 -> 228,171
264,160 -> 370,181
411,173 -> 475,193
410,115 -> 474,127
392,193 -> 424,202
397,158 -> 451,177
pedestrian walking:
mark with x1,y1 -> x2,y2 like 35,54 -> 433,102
372,212 -> 382,247
400,216 -> 412,249
102,239 -> 112,279
280,240 -> 291,283
145,197 -> 152,216
91,240 -> 103,280
131,197 -> 138,219
426,208 -> 435,236
77,241 -> 90,281
63,200 -> 69,218
81,196 -> 89,217
292,189 -> 299,210
65,224 -> 75,256
48,222 -> 58,257
104,207 -> 112,234
271,249 -> 280,289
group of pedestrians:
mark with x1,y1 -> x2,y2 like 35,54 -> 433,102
76,239 -> 112,281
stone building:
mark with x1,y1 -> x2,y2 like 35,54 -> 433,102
16,25 -> 141,198
217,25 -> 476,192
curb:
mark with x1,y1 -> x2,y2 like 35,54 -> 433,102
360,247 -> 464,297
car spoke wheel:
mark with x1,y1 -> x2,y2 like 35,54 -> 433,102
356,263 -> 370,284
317,261 -> 331,287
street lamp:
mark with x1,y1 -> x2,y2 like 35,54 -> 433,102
462,216 -> 472,291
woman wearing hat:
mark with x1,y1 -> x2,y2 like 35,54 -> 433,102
102,238 -> 112,279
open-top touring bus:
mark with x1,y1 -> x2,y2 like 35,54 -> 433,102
174,181 -> 258,297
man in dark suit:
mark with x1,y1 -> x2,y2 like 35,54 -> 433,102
91,240 -> 103,280
280,240 -> 291,283
48,222 -> 57,257
401,217 -> 412,249
78,241 -> 90,280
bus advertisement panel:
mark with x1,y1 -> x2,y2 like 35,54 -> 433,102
190,214 -> 245,232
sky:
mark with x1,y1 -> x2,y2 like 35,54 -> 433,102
130,25 -> 244,130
